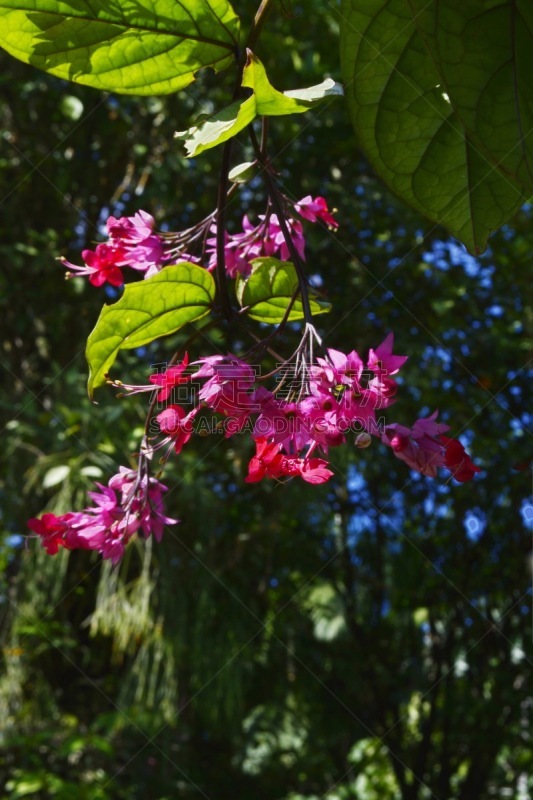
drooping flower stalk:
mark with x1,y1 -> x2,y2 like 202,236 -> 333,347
35,131 -> 478,570
28,459 -> 178,564
105,333 -> 478,499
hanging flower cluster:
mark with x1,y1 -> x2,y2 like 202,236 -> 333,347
205,197 -> 338,278
112,328 -> 478,486
59,196 -> 338,287
60,210 -> 171,286
28,466 -> 176,564
28,323 -> 478,564
30,191 -> 479,567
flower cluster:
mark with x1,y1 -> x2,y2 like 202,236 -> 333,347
61,210 -> 170,287
382,415 -> 480,482
114,331 -> 479,488
28,466 -> 177,564
204,193 -> 338,278
205,213 -> 305,278
60,196 -> 337,286
38,192 -> 479,570
29,333 -> 479,564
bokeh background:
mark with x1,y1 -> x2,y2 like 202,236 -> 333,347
0,4 -> 531,799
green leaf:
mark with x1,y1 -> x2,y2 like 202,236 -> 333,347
176,96 -> 256,158
408,0 -> 533,191
176,50 -> 343,156
242,51 -> 344,116
228,161 -> 257,183
6,777 -> 44,796
43,464 -> 70,489
306,583 -> 348,643
236,257 -> 331,324
339,0 -> 527,253
0,0 -> 240,95
86,263 -> 214,398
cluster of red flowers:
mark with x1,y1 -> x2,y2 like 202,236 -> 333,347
115,332 -> 479,486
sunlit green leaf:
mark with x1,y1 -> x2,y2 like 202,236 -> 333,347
340,0 -> 527,252
228,160 -> 257,183
0,0 -> 240,95
175,96 -> 256,158
242,50 -> 343,116
6,777 -> 44,796
306,583 -> 348,642
236,257 -> 331,324
42,465 -> 70,489
176,50 -> 343,156
86,263 -> 215,397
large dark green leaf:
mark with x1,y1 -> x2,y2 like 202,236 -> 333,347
409,0 -> 533,191
0,0 -> 240,95
339,0 -> 527,252
86,263 -> 215,397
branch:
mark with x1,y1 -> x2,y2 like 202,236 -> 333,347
248,125 -> 314,325
215,139 -> 234,320
245,0 -> 277,54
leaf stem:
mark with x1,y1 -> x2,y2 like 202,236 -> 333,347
245,0 -> 277,54
215,0 -> 278,322
215,0 -> 276,321
215,138 -> 234,320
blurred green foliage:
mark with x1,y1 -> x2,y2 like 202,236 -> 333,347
0,3 -> 531,799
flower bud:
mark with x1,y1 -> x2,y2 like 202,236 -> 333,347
390,434 -> 409,453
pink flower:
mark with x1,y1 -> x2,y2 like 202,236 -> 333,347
338,387 -> 380,433
107,210 -> 156,242
368,333 -> 408,377
61,210 -> 170,287
262,215 -> 306,261
245,438 -> 287,482
156,404 -> 194,454
294,195 -> 339,229
317,348 -> 364,388
299,390 -> 344,448
149,354 -> 190,402
205,212 -> 307,277
299,457 -> 334,484
28,466 -> 178,563
110,354 -> 190,402
205,225 -> 258,278
107,211 -> 167,276
196,355 -> 257,419
382,412 -> 451,478
61,243 -> 126,287
117,236 -> 166,276
382,415 -> 480,482
253,394 -> 311,452
245,438 -> 334,485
